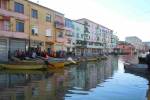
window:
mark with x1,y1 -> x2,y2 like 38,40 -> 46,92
46,14 -> 51,22
32,26 -> 38,35
46,29 -> 51,36
15,2 -> 24,13
1,0 -> 7,9
89,42 -> 93,45
32,9 -> 38,18
16,20 -> 24,32
4,21 -> 10,31
58,32 -> 63,38
67,39 -> 71,44
81,34 -> 83,39
77,33 -> 79,38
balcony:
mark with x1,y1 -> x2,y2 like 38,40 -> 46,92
56,37 -> 66,43
55,21 -> 65,29
0,8 -> 28,20
0,30 -> 28,39
76,40 -> 87,48
46,36 -> 55,44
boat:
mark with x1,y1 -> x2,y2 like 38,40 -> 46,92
46,57 -> 77,68
138,57 -> 146,64
0,64 -> 46,70
48,61 -> 65,69
0,69 -> 48,74
124,63 -> 150,75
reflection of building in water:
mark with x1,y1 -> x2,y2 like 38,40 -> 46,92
0,57 -> 119,100
0,71 -> 67,100
67,58 -> 119,91
111,56 -> 119,72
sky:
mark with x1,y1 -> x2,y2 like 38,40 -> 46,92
30,0 -> 150,41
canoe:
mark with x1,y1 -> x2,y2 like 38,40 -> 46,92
124,63 -> 150,75
0,64 -> 46,70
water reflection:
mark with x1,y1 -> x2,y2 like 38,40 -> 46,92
124,64 -> 150,100
0,56 -> 148,100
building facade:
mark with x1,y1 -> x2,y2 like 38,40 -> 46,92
111,34 -> 119,53
28,1 -> 65,54
73,21 -> 84,56
0,0 -> 116,61
125,36 -> 144,53
0,0 -> 29,61
64,18 -> 74,53
116,41 -> 135,54
0,0 -> 66,61
76,18 -> 114,56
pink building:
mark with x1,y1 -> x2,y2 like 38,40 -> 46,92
116,42 -> 135,54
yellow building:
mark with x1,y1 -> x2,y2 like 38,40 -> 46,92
0,0 -> 29,61
28,1 -> 65,52
0,0 -> 65,61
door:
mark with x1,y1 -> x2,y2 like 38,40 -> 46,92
0,39 -> 8,62
10,39 -> 26,55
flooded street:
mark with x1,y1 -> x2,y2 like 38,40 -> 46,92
0,56 -> 149,100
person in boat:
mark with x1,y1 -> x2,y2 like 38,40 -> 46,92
146,50 -> 150,70
44,53 -> 49,66
32,50 -> 37,59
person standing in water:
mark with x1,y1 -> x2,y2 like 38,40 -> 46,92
146,50 -> 150,70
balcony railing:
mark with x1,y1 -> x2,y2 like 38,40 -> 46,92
55,21 -> 64,29
46,36 -> 55,44
0,30 -> 28,39
0,8 -> 28,20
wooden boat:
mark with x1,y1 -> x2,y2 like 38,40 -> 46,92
10,56 -> 45,65
124,63 -> 149,75
0,64 -> 46,70
48,61 -> 65,69
47,57 -> 77,68
0,69 -> 48,74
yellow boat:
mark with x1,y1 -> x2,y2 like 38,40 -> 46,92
0,69 -> 48,74
48,61 -> 65,69
0,64 -> 46,70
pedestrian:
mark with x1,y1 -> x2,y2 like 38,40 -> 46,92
146,50 -> 150,70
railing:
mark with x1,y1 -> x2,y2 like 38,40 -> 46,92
0,8 -> 28,20
55,21 -> 64,29
0,30 -> 28,39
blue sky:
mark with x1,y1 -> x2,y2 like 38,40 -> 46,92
30,0 -> 150,41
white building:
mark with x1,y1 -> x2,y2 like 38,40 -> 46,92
125,36 -> 144,52
76,18 -> 114,55
111,34 -> 119,49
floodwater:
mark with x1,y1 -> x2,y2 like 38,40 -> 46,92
0,55 -> 149,100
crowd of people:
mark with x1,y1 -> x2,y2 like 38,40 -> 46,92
13,48 -> 67,60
